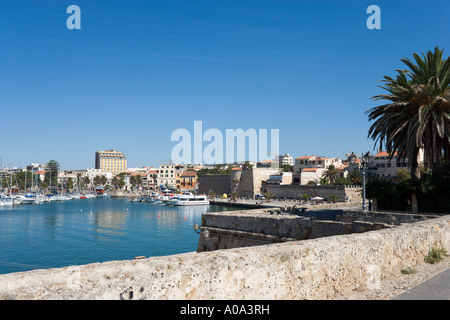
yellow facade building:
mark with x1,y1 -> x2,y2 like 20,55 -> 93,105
95,149 -> 127,175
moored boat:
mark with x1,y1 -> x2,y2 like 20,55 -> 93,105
21,195 -> 38,205
172,194 -> 209,206
2,198 -> 14,206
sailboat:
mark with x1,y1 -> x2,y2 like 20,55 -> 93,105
0,158 -> 3,207
2,163 -> 15,207
2,198 -> 13,206
21,169 -> 40,204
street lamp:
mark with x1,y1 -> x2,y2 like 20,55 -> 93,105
361,152 -> 370,211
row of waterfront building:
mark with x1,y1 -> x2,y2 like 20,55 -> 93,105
1,148 -> 422,195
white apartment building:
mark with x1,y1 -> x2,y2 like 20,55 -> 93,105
157,164 -> 176,187
293,155 -> 342,173
84,169 -> 113,184
124,167 -> 158,190
293,155 -> 343,185
276,154 -> 293,166
373,150 -> 424,178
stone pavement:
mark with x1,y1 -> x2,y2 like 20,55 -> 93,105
211,197 -> 361,211
392,267 -> 450,300
336,255 -> 450,300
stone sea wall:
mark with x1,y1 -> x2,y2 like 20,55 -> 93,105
0,215 -> 449,300
196,209 -> 392,251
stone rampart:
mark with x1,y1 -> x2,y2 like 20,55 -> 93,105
265,184 -> 362,203
196,209 -> 391,251
1,215 -> 449,300
197,174 -> 231,195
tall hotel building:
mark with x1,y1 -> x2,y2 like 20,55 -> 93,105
95,149 -> 127,175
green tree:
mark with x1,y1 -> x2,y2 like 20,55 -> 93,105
243,161 -> 253,169
135,174 -> 142,189
367,47 -> 450,180
334,177 -> 352,185
83,176 -> 91,188
130,175 -> 136,187
322,165 -> 339,185
280,164 -> 293,172
112,176 -> 119,189
329,194 -> 340,203
76,173 -> 82,190
93,175 -> 102,186
301,193 -> 309,202
15,171 -> 33,192
348,170 -> 362,185
66,177 -> 74,190
264,192 -> 274,200
45,160 -> 60,188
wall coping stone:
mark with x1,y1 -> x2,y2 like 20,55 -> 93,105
0,215 -> 449,300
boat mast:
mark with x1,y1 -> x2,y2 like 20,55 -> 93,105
0,157 -> 2,199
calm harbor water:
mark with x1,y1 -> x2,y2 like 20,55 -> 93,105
0,197 -> 238,275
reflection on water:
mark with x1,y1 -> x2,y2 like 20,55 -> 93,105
91,210 -> 127,241
0,198 -> 238,274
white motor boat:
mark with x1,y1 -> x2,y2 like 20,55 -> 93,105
153,195 -> 163,204
2,198 -> 14,206
52,194 -> 70,201
13,195 -> 26,205
43,195 -> 54,202
162,195 -> 178,205
21,195 -> 38,205
35,195 -> 44,204
173,194 -> 209,206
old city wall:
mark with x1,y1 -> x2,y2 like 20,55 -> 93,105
197,174 -> 231,195
1,214 -> 449,300
265,184 -> 362,203
196,209 -> 391,251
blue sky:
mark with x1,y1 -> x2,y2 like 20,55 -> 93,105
0,0 -> 448,169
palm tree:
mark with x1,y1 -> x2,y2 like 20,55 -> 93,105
367,47 -> 450,180
322,165 -> 339,184
100,175 -> 107,186
348,170 -> 362,185
135,174 -> 143,190
83,176 -> 90,189
112,176 -> 119,190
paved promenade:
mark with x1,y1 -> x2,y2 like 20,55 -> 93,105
210,197 -> 362,211
213,198 -> 450,300
392,266 -> 450,300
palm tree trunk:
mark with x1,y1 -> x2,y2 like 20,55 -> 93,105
409,148 -> 421,181
431,161 -> 444,180
410,148 -> 420,213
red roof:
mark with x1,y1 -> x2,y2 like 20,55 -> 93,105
302,168 -> 320,172
181,171 -> 197,177
295,155 -> 324,160
375,151 -> 398,157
